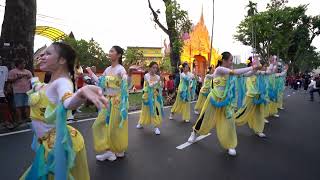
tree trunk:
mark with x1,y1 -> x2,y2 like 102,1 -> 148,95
169,35 -> 180,71
0,0 -> 37,72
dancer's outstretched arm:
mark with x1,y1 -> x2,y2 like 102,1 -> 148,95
54,78 -> 108,110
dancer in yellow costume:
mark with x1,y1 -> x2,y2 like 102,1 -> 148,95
169,62 -> 194,122
187,52 -> 260,156
136,62 -> 164,135
21,42 -> 108,180
234,57 -> 275,138
275,62 -> 287,110
194,66 -> 214,115
267,56 -> 288,118
88,46 -> 129,162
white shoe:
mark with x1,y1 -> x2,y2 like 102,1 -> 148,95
273,114 -> 280,118
257,132 -> 266,138
169,113 -> 173,120
76,109 -> 82,113
194,110 -> 200,115
228,149 -> 237,156
115,152 -> 125,158
154,128 -> 160,135
188,132 -> 197,143
185,120 -> 190,123
264,119 -> 269,124
279,107 -> 284,110
136,124 -> 143,129
96,151 -> 117,161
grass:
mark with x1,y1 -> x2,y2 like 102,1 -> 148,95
128,92 -> 143,107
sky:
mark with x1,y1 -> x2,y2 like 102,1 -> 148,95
0,0 -> 319,62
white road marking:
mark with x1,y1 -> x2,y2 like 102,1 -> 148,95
176,133 -> 212,150
0,129 -> 31,137
0,101 -> 196,137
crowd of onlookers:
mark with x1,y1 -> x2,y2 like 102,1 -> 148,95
1,58 -> 32,129
286,73 -> 320,101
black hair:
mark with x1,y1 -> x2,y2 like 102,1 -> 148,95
14,58 -> 25,67
247,56 -> 253,67
217,52 -> 232,67
180,62 -> 189,73
206,66 -> 212,74
52,42 -> 77,92
149,61 -> 158,68
112,45 -> 124,65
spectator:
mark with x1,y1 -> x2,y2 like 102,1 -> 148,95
8,58 -> 32,123
75,65 -> 84,90
308,75 -> 320,101
166,75 -> 175,94
0,64 -> 8,99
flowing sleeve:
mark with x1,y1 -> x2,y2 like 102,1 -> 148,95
119,67 -> 128,128
215,66 -> 254,76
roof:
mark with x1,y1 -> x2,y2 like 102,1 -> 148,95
127,46 -> 163,49
35,26 -> 67,41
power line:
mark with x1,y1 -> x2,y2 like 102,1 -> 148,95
0,4 -> 63,21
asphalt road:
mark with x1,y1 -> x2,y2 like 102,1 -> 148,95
0,88 -> 319,180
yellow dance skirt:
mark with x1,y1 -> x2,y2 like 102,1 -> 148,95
277,92 -> 284,109
171,92 -> 191,121
20,125 -> 90,180
268,101 -> 278,116
235,96 -> 265,133
138,99 -> 162,127
193,94 -> 237,150
194,93 -> 207,112
92,103 -> 128,153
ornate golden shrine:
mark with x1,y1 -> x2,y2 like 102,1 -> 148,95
180,10 -> 220,77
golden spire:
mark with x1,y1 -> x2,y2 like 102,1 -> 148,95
200,4 -> 204,24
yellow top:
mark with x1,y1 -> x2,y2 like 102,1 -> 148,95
28,87 -> 49,121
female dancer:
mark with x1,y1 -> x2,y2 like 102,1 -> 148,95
194,66 -> 214,114
21,42 -> 108,180
169,62 -> 194,123
136,62 -> 164,135
87,46 -> 129,162
187,52 -> 260,156
276,62 -> 287,110
234,57 -> 275,138
267,57 -> 288,118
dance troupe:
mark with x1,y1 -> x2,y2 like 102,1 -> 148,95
20,42 -> 287,179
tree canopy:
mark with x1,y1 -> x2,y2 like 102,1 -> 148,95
63,37 -> 110,70
235,0 -> 320,73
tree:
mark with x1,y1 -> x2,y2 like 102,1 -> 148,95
159,56 -> 173,72
234,0 -> 320,72
148,0 -> 192,72
123,48 -> 144,69
63,37 -> 110,70
246,1 -> 257,17
0,0 -> 37,72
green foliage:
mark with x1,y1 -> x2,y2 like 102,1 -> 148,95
246,1 -> 257,16
235,0 -> 320,72
148,0 -> 192,71
233,63 -> 247,69
159,56 -> 173,72
123,48 -> 144,69
63,37 -> 110,70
